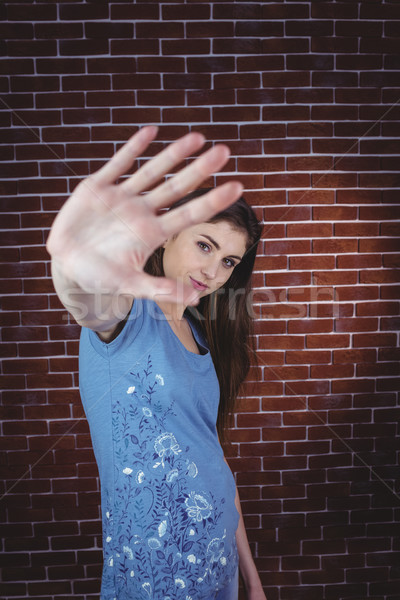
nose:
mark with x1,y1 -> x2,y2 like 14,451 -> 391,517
201,258 -> 219,280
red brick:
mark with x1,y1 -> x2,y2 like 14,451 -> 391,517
35,58 -> 84,75
288,156 -> 334,172
264,365 -> 309,381
360,269 -> 400,284
187,91 -> 236,108
111,4 -> 159,20
288,223 -> 333,239
357,362 -> 399,378
137,57 -> 184,74
164,74 -> 211,90
35,22 -> 83,40
136,21 -> 184,38
286,380 -> 331,396
112,108 -> 161,124
332,379 -> 376,394
288,319 -> 333,335
286,287 -> 337,304
62,75 -> 111,93
361,173 -> 400,188
263,427 -> 306,442
306,334 -> 350,350
268,140 -> 313,157
7,39 -> 58,57
338,254 -> 382,270
288,54 -> 335,71
286,350 -> 331,365
289,190 -> 335,205
162,39 -> 210,55
283,556 -> 320,570
212,3 -> 260,19
312,1 -> 358,18
261,397 -> 306,412
162,4 -> 210,19
3,358 -> 48,375
381,285 -> 400,300
264,105 -> 311,122
302,568 -> 345,585
213,106 -> 261,123
238,157 -> 285,174
28,581 -> 72,595
264,3 -> 309,19
313,173 -> 359,189
313,138 -> 359,155
259,540 -> 301,558
111,39 -> 159,57
290,256 -> 335,271
313,71 -> 359,88
162,108 -> 213,125
187,21 -> 234,38
381,316 -> 400,331
266,272 -> 311,288
48,565 -> 85,580
255,302 -> 307,321
37,92 -> 85,110
58,3 -> 107,19
263,456 -> 307,471
240,123 -> 285,141
256,321 -> 286,336
382,157 -> 400,172
85,22 -> 133,39
60,39 -> 109,56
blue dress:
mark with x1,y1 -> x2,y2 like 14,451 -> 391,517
79,299 -> 239,599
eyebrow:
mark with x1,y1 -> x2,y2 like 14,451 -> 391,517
200,234 -> 243,261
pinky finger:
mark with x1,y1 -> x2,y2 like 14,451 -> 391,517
91,126 -> 159,185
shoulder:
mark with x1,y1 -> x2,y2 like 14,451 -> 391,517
81,299 -> 151,355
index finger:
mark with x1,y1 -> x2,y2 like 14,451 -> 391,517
159,181 -> 244,239
91,126 -> 159,185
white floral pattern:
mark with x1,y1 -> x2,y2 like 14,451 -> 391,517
185,491 -> 213,522
102,354 -> 238,599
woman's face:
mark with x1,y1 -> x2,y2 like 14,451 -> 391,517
162,220 -> 248,298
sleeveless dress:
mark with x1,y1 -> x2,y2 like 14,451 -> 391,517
79,299 -> 240,600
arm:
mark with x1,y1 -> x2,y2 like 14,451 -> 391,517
50,258 -> 133,335
234,487 -> 267,600
221,450 -> 267,599
50,256 -> 136,342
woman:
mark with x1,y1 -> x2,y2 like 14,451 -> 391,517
48,126 -> 267,600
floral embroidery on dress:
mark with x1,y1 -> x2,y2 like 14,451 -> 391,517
104,354 -> 238,599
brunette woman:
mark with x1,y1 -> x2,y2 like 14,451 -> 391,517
48,126 -> 267,600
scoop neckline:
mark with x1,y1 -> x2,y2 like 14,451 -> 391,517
153,301 -> 209,358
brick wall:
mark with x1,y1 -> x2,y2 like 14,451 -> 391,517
1,1 -> 400,599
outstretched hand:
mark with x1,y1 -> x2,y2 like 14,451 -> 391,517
47,126 -> 243,307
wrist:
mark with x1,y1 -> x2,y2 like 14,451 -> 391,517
241,567 -> 263,591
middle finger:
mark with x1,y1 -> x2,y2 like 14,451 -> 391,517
120,131 -> 206,196
145,144 -> 231,210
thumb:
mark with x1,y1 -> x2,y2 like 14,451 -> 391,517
121,272 -> 201,307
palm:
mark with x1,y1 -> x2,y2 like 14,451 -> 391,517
47,126 -> 243,304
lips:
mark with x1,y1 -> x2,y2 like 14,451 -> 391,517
189,276 -> 208,291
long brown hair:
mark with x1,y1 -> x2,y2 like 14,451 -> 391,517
145,189 -> 263,444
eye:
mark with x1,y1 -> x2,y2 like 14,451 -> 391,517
197,241 -> 211,252
223,258 -> 236,269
